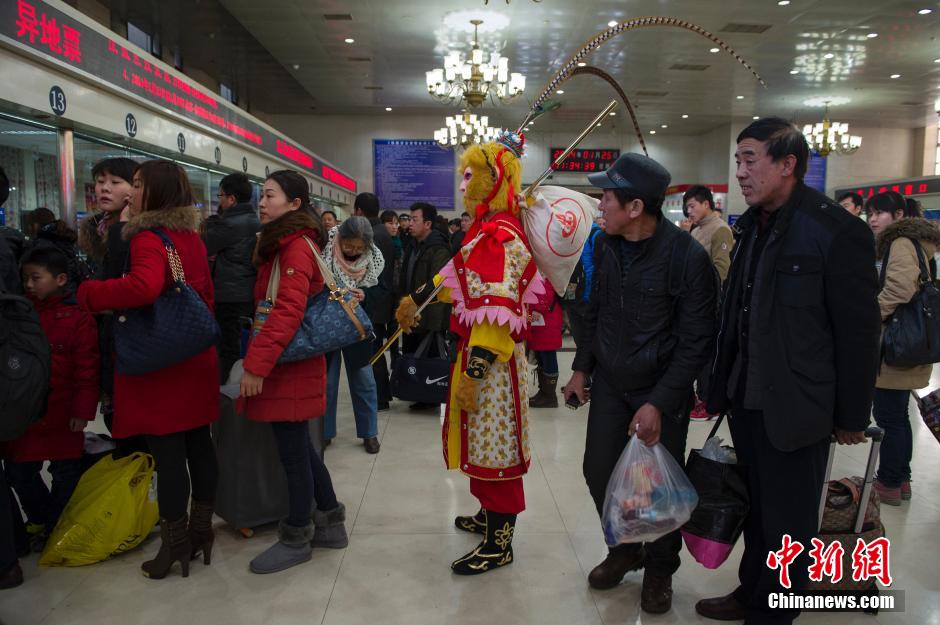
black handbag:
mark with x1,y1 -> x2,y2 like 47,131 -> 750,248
681,414 -> 749,569
390,332 -> 452,404
114,229 -> 220,376
880,237 -> 940,367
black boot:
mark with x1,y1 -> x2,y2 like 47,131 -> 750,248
454,508 -> 486,535
529,370 -> 559,408
188,500 -> 215,565
141,516 -> 191,579
451,511 -> 515,575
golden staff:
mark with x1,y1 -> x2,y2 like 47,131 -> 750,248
368,101 -> 617,367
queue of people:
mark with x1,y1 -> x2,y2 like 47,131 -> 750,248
0,115 -> 937,625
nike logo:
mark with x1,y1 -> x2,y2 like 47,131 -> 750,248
426,375 -> 448,385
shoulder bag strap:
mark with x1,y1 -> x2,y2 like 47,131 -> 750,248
300,236 -> 340,291
906,236 -> 932,286
151,228 -> 186,285
265,254 -> 281,304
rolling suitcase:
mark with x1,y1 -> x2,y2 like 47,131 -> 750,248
214,362 -> 323,535
807,426 -> 885,613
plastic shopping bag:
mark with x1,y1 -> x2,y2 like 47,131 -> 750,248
523,185 -> 598,297
40,452 -> 159,567
602,437 -> 699,546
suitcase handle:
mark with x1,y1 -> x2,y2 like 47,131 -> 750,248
817,426 -> 885,535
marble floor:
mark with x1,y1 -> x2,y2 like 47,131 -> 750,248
3,351 -> 938,625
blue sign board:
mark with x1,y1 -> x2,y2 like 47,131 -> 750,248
373,140 -> 455,211
804,152 -> 827,194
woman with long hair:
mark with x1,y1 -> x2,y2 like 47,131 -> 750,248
77,160 -> 219,579
867,191 -> 940,505
241,170 -> 347,574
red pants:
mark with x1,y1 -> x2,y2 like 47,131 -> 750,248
470,477 -> 525,514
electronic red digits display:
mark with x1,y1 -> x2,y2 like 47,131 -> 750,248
834,177 -> 940,200
3,0 -> 356,192
550,148 -> 620,173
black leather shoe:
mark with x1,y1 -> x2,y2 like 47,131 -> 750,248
641,572 -> 673,614
588,545 -> 645,589
695,591 -> 748,621
363,437 -> 381,454
409,402 -> 439,411
377,401 -> 390,412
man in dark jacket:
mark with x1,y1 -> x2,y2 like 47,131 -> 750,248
354,192 -> 395,410
204,173 -> 261,383
400,202 -> 453,408
695,118 -> 881,625
562,153 -> 718,615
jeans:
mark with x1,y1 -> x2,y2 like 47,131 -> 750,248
325,348 -> 379,440
582,373 -> 691,576
215,301 -> 255,385
270,421 -> 338,527
145,426 -> 219,521
534,350 -> 558,375
873,388 -> 913,488
5,459 -> 84,531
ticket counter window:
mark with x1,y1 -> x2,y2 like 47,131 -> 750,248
0,116 -> 59,231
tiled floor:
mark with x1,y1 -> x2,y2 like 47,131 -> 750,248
3,351 -> 938,625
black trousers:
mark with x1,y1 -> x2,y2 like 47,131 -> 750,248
371,322 -> 392,404
582,373 -> 691,576
0,469 -> 25,571
270,421 -> 338,527
729,407 -> 829,625
6,459 -> 84,531
215,301 -> 255,385
145,426 -> 219,521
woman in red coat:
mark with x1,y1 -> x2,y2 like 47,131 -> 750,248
6,246 -> 99,552
528,277 -> 563,408
240,170 -> 346,575
78,161 -> 219,580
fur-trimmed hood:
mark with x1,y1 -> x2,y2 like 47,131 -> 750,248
253,209 -> 320,265
121,205 -> 201,240
876,217 -> 940,258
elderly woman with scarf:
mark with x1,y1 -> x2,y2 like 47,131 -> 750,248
323,216 -> 385,453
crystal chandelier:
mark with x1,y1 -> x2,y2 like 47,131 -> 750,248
426,19 -> 526,108
802,103 -> 862,157
434,111 -> 503,147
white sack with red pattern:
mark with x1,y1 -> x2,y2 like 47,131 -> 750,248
523,185 -> 598,296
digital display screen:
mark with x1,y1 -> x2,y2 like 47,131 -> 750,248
835,177 -> 940,200
2,0 -> 356,192
550,148 -> 619,173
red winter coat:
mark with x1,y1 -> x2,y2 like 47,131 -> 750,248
77,206 -> 219,439
527,278 -> 563,351
6,295 -> 99,462
242,210 -> 326,422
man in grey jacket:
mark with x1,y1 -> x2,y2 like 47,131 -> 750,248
204,173 -> 261,383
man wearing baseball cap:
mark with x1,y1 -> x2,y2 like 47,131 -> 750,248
563,153 -> 718,614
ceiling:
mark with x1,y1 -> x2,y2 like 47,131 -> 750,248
213,0 -> 940,135
87,1 -> 940,136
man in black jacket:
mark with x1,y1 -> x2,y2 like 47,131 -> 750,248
400,202 -> 453,409
354,192 -> 395,410
563,153 -> 718,614
695,118 -> 881,625
204,173 -> 261,383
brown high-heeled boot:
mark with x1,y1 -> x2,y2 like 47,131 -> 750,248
188,500 -> 215,565
141,516 -> 191,579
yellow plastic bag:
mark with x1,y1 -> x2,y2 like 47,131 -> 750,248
40,452 -> 159,567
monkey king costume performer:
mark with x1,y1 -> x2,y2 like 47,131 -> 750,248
396,131 -> 545,575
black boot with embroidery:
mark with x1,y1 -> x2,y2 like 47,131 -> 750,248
454,508 -> 487,535
451,511 -> 516,575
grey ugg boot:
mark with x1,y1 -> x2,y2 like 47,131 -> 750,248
249,521 -> 313,574
312,502 -> 349,549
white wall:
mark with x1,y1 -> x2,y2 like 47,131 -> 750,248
824,126 -> 917,196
